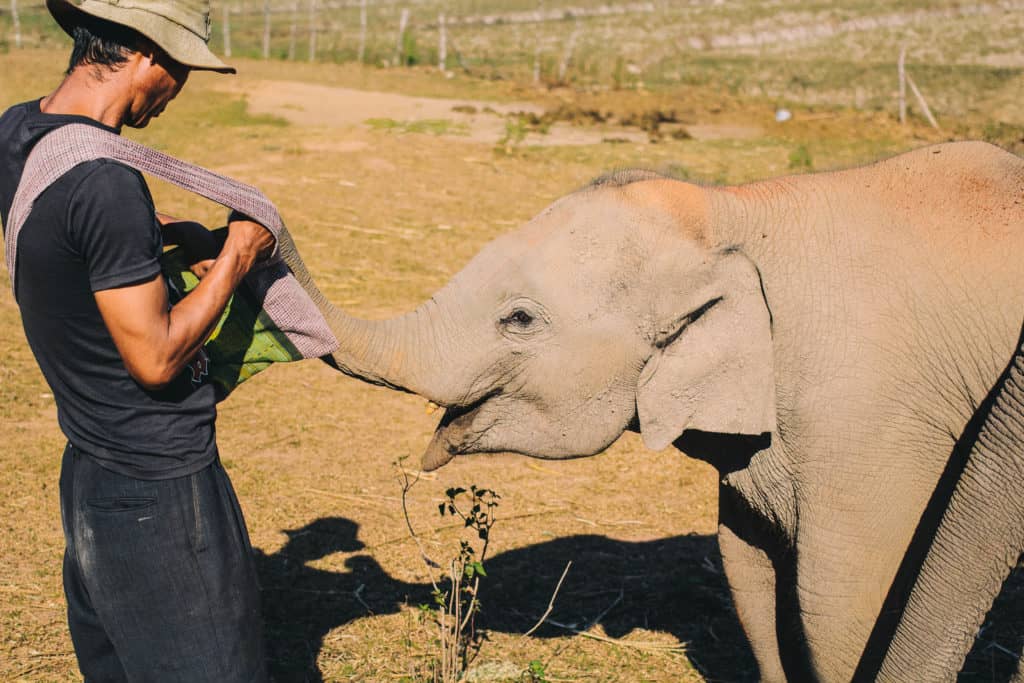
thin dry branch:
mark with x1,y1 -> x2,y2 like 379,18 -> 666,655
517,586 -> 684,654
587,588 -> 623,627
523,561 -> 572,637
539,618 -> 687,653
396,464 -> 442,591
905,72 -> 940,130
353,583 -> 373,614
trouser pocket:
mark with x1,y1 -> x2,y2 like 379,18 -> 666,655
86,496 -> 157,512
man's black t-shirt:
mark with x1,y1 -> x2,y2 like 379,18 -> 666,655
0,99 -> 217,479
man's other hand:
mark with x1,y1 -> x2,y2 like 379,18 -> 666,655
158,214 -> 222,265
190,259 -> 216,279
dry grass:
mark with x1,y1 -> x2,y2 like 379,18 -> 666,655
0,44 -> 1021,682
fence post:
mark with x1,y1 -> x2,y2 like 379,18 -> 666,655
358,0 -> 367,63
557,20 -> 580,84
288,1 -> 297,60
533,0 -> 543,84
308,0 -> 317,62
445,31 -> 470,73
10,0 -> 21,48
438,12 -> 446,71
222,3 -> 231,58
533,42 -> 541,84
898,45 -> 906,125
394,7 -> 409,66
262,0 -> 271,59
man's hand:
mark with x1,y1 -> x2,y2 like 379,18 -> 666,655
95,215 -> 276,391
166,220 -> 221,258
190,259 -> 216,279
158,212 -> 274,279
158,214 -> 222,277
225,212 -> 275,269
192,217 -> 273,279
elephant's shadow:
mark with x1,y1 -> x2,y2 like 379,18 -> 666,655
255,517 -> 757,682
256,517 -> 1024,683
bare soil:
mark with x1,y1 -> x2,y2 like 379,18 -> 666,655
224,79 -> 761,147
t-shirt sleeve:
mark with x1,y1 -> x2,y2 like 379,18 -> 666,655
68,160 -> 163,292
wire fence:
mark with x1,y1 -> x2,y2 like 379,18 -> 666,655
4,0 -> 1024,117
0,0 -> 654,80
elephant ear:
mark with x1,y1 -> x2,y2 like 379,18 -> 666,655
636,249 -> 776,452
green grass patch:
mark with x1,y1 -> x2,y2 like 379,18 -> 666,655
365,117 -> 470,136
194,96 -> 290,128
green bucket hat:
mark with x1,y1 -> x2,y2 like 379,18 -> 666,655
47,0 -> 235,73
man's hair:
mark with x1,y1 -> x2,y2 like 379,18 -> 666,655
66,17 -> 144,75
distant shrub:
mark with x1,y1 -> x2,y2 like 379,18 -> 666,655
788,144 -> 813,171
401,29 -> 419,66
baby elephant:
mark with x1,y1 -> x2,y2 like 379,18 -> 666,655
291,142 -> 1024,681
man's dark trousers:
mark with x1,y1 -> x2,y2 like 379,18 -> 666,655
59,444 -> 267,682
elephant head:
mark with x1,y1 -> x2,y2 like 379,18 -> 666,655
290,173 -> 777,470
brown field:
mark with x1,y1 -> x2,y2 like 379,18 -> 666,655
1,42 -> 1022,682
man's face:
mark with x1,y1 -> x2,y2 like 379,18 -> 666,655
126,50 -> 190,129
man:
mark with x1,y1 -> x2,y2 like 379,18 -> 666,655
0,1 -> 274,680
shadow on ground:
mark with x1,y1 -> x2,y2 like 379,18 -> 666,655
256,517 -> 757,682
257,517 -> 1023,682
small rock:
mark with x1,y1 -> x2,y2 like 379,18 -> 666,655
462,661 -> 524,682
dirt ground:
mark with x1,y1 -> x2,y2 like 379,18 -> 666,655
220,79 -> 762,147
1,49 -> 1020,682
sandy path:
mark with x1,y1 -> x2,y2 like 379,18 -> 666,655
216,80 -> 731,146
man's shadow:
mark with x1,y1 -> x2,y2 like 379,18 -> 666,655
255,517 -> 757,682
255,518 -> 369,682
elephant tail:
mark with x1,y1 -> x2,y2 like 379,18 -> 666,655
857,324 -> 1024,682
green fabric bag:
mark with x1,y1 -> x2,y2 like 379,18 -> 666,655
160,227 -> 304,400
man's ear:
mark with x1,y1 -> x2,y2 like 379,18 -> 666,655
133,37 -> 158,64
636,248 -> 776,451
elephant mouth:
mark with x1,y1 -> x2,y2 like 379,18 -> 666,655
420,394 -> 494,471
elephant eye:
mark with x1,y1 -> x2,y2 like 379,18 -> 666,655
501,309 -> 534,327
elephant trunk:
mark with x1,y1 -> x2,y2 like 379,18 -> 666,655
870,326 -> 1024,681
323,302 -> 448,400
276,225 -> 459,405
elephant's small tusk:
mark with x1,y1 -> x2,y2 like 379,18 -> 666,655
425,401 -> 440,415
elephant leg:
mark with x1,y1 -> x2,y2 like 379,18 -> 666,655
718,487 -> 786,682
793,525 -> 900,682
875,329 -> 1024,682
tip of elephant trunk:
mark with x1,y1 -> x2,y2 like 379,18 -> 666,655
420,400 -> 489,470
421,430 -> 457,471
